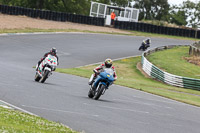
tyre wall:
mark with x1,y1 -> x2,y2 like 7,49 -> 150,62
0,4 -> 105,26
0,4 -> 199,38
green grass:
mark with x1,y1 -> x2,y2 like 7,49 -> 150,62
147,46 -> 200,79
0,28 -> 199,41
56,56 -> 200,107
0,107 -> 78,133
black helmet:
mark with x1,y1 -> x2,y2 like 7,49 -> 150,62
104,58 -> 113,68
50,47 -> 57,55
146,38 -> 151,44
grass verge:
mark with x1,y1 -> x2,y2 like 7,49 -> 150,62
147,46 -> 200,79
56,56 -> 200,107
0,106 -> 78,133
0,28 -> 199,41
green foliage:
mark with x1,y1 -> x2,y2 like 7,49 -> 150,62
111,0 -> 129,7
0,0 -> 131,16
170,7 -> 187,26
181,0 -> 200,28
168,1 -> 200,28
133,0 -> 170,21
0,0 -> 91,15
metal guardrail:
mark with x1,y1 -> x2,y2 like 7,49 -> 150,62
189,41 -> 200,56
141,45 -> 200,90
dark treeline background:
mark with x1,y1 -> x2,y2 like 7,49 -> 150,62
0,0 -> 130,16
0,0 -> 199,28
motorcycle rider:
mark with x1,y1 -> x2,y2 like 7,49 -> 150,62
139,38 -> 151,51
36,47 -> 59,71
88,58 -> 117,87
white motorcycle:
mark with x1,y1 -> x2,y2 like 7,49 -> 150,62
35,55 -> 58,83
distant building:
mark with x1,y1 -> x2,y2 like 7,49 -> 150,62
89,2 -> 139,25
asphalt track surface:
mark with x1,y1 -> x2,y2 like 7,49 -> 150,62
0,33 -> 200,133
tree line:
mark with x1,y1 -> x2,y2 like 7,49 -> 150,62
0,0 -> 199,28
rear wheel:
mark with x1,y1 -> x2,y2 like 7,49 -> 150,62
35,73 -> 41,82
40,70 -> 50,83
94,84 -> 105,100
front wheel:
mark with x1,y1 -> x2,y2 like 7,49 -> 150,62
35,73 -> 41,82
94,84 -> 105,100
40,70 -> 50,83
88,89 -> 94,98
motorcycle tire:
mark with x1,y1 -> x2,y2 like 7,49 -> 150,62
40,70 -> 49,83
94,84 -> 105,100
35,73 -> 41,82
88,89 -> 94,98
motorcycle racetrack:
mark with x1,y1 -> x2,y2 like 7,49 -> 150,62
1,33 -> 200,133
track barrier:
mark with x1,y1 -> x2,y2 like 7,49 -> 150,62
0,4 -> 199,38
142,45 -> 200,90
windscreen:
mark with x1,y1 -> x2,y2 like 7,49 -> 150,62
47,55 -> 57,63
104,68 -> 114,75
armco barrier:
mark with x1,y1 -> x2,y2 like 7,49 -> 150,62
142,45 -> 200,90
0,4 -> 105,27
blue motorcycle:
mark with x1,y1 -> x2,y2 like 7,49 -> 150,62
88,68 -> 115,100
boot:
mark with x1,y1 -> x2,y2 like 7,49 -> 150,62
88,78 -> 95,85
36,64 -> 39,71
88,74 -> 96,85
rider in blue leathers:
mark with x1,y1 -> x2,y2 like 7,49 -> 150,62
88,58 -> 117,91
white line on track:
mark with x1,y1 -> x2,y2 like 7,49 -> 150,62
98,105 -> 149,114
83,103 -> 149,114
0,99 -> 38,116
130,95 -> 185,105
22,104 -> 99,117
112,99 -> 174,109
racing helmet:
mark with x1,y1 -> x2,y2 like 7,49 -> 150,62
146,38 -> 151,44
50,47 -> 57,55
104,58 -> 113,68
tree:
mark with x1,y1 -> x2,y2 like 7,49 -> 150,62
133,0 -> 170,21
153,0 -> 169,21
176,0 -> 200,38
169,5 -> 187,26
181,0 -> 200,29
111,0 -> 129,7
0,0 -> 133,15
